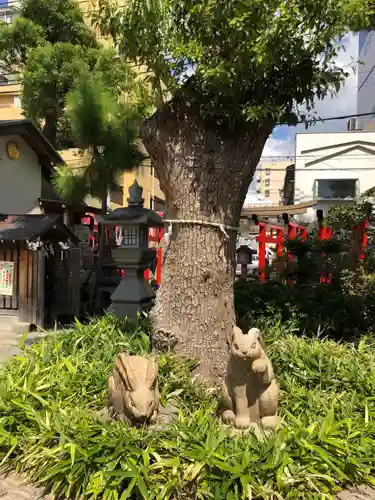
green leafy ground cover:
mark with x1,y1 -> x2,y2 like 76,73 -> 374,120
1,315 -> 375,499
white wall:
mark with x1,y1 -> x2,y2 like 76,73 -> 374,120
357,31 -> 375,131
0,135 -> 42,214
294,130 -> 375,223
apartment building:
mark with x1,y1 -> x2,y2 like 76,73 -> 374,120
0,0 -> 166,212
255,160 -> 291,205
0,1 -> 22,120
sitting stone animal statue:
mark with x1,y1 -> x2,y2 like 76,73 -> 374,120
221,326 -> 280,431
108,354 -> 159,425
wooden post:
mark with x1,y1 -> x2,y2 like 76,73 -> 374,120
156,227 -> 164,285
257,223 -> 266,284
287,223 -> 295,285
318,224 -> 332,284
360,219 -> 368,263
156,247 -> 162,285
276,228 -> 284,281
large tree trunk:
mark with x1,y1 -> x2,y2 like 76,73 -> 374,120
141,98 -> 273,383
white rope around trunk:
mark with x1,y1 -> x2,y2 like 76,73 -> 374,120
163,218 -> 239,240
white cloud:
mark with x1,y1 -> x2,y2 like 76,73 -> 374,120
261,33 -> 359,160
262,135 -> 296,159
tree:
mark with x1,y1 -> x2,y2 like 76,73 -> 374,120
22,43 -> 86,145
0,0 -> 96,74
53,71 -> 146,309
22,42 -> 136,146
94,0 -> 372,382
53,71 -> 146,216
327,188 -> 375,230
19,0 -> 96,47
0,0 -> 134,147
52,166 -> 90,208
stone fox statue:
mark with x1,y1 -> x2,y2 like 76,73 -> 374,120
221,326 -> 280,430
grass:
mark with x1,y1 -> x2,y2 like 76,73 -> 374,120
1,315 -> 375,498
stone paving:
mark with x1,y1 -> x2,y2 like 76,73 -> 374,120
0,329 -> 47,364
0,330 -> 22,364
0,472 -> 53,500
336,485 -> 375,499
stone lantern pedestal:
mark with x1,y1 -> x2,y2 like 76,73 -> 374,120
110,247 -> 157,319
98,179 -> 164,321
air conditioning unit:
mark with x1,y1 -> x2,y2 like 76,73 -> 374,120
347,118 -> 357,131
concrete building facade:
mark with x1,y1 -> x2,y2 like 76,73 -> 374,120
293,130 -> 375,222
357,31 -> 375,131
255,160 -> 291,205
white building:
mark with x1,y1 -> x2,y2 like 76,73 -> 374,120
0,1 -> 20,25
357,31 -> 375,131
293,130 -> 375,223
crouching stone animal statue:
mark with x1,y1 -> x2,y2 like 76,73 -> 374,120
221,326 -> 280,431
108,354 -> 159,425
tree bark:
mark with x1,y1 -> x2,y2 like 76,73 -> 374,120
43,108 -> 58,147
140,97 -> 273,383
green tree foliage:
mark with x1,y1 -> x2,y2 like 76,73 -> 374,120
0,18 -> 44,73
53,71 -> 146,213
327,187 -> 375,229
0,0 -> 136,147
0,0 -> 96,74
52,165 -> 90,208
21,43 -> 86,145
21,42 -> 137,146
20,0 -> 96,47
327,187 -> 375,272
94,0 -> 372,127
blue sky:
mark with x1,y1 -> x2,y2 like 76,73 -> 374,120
271,126 -> 289,141
261,33 -> 359,160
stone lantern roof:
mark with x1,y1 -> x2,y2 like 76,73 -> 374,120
98,180 -> 165,227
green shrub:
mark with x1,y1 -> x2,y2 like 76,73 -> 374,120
1,315 -> 375,498
234,277 -> 375,338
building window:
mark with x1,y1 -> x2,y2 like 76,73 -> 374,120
265,190 -> 270,197
265,168 -> 270,176
265,178 -> 270,187
0,13 -> 13,25
13,96 -> 21,108
316,179 -> 357,200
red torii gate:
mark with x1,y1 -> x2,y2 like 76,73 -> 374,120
254,215 -> 368,284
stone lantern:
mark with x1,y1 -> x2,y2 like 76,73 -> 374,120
98,180 -> 164,320
236,245 -> 254,279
